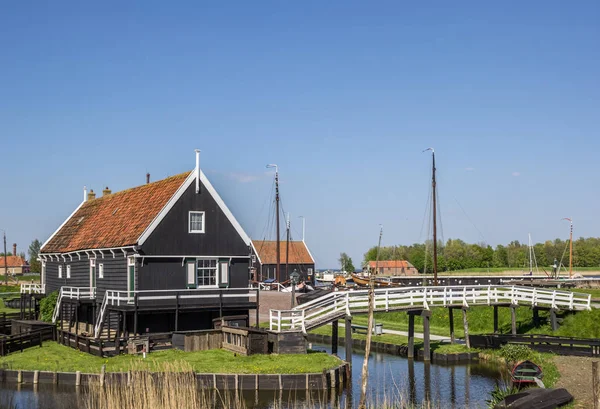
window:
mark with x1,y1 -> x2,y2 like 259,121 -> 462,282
99,263 -> 104,279
66,265 -> 71,278
308,268 -> 313,274
186,261 -> 196,288
189,211 -> 205,233
58,265 -> 63,278
197,259 -> 217,286
219,261 -> 229,287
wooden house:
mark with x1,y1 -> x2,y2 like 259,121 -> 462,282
39,150 -> 257,339
0,244 -> 29,276
367,260 -> 419,276
251,240 -> 315,284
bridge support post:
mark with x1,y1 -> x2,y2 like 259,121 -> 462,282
345,316 -> 352,368
448,308 -> 455,344
550,309 -> 558,331
331,320 -> 338,356
493,306 -> 499,333
407,312 -> 415,359
533,307 -> 539,324
510,305 -> 517,335
422,310 -> 431,361
462,307 -> 470,349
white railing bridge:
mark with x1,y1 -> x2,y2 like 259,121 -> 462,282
269,285 -> 592,333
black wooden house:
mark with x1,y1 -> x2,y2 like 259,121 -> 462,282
39,151 -> 257,339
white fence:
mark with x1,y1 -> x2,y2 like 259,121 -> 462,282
20,283 -> 45,294
269,285 -> 592,333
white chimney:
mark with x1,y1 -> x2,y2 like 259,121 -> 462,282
195,149 -> 201,194
83,186 -> 88,202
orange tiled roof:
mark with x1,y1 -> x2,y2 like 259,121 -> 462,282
0,256 -> 28,268
252,240 -> 314,264
41,171 -> 191,253
368,260 -> 414,269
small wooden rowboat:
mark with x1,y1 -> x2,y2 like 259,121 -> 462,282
511,360 -> 544,388
351,273 -> 398,287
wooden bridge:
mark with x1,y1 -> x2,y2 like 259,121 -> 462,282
269,285 -> 592,361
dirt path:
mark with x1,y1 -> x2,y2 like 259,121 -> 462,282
553,355 -> 598,408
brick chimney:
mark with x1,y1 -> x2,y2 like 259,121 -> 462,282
12,243 -> 16,256
102,187 -> 112,196
88,189 -> 96,200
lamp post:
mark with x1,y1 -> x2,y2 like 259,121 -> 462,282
290,270 -> 300,308
298,216 -> 305,242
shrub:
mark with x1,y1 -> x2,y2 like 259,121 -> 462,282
486,384 -> 521,408
498,344 -> 533,364
39,291 -> 58,323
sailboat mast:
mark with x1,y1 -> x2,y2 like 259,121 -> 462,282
286,213 -> 290,281
267,164 -> 281,282
529,233 -> 533,274
432,150 -> 438,286
569,220 -> 573,279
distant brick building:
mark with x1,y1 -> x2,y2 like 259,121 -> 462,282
367,260 -> 418,276
0,244 -> 29,275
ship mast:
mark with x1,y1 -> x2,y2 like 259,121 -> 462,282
424,148 -> 438,285
267,164 -> 280,282
563,218 -> 573,279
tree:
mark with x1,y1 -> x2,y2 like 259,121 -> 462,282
28,239 -> 41,273
338,252 -> 355,272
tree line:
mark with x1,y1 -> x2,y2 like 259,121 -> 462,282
363,237 -> 600,273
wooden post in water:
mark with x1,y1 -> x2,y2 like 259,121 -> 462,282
358,225 -> 383,409
593,361 -> 600,409
331,320 -> 339,356
407,312 -> 415,359
345,316 -> 352,368
462,308 -> 470,349
448,308 -> 455,344
422,310 -> 431,361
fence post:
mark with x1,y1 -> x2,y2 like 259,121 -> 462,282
593,361 -> 600,409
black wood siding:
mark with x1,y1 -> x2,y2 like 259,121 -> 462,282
259,263 -> 315,283
44,259 -> 91,294
140,181 -> 250,256
95,256 -> 129,301
138,258 -> 250,290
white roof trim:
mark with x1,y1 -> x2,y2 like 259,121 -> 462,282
302,241 -> 316,265
137,170 -> 252,247
40,199 -> 86,252
250,241 -> 262,265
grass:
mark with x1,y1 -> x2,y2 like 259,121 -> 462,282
568,288 -> 600,298
434,343 -> 477,354
0,298 -> 21,314
0,342 -> 342,374
350,306 -> 535,339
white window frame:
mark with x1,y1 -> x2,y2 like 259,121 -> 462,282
41,261 -> 46,288
188,211 -> 205,234
196,258 -> 218,287
98,263 -> 104,279
58,265 -> 63,279
66,265 -> 71,279
219,261 -> 229,287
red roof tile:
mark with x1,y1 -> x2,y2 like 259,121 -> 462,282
252,240 -> 314,264
0,256 -> 28,268
41,172 -> 191,253
368,260 -> 415,269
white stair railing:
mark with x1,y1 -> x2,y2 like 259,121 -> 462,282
51,288 -> 64,323
93,293 -> 109,339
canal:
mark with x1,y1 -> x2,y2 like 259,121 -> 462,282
0,344 -> 502,409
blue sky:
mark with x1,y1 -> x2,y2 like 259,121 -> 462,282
1,1 -> 598,268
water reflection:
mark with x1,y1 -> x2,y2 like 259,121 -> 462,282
0,344 -> 502,409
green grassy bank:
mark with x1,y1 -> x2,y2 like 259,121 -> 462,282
0,342 -> 341,374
